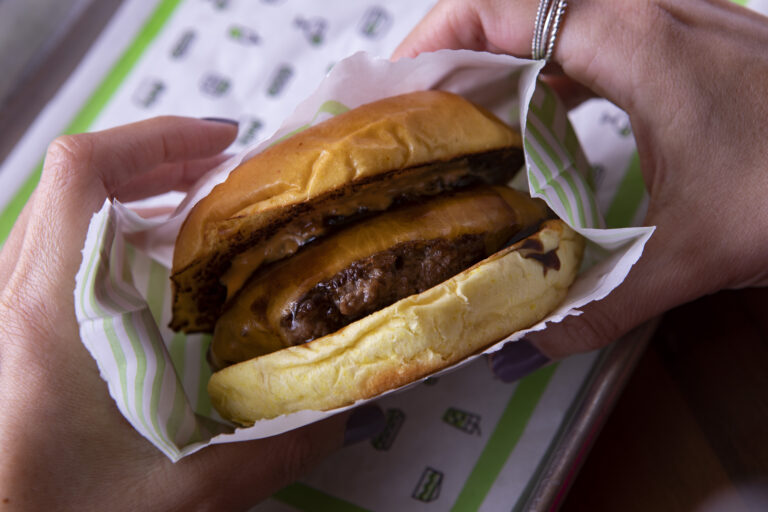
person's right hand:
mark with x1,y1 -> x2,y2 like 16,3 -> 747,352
394,0 -> 768,362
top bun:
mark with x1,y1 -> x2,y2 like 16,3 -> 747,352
171,91 -> 524,333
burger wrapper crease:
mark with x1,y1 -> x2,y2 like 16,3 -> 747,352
74,51 -> 654,461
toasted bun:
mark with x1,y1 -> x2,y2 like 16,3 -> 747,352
207,220 -> 585,424
170,91 -> 524,333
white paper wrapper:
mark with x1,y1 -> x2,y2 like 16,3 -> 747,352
74,50 -> 653,461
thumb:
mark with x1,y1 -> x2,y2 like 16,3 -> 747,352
540,227 -> 705,360
534,214 -> 715,359
491,219 -> 710,379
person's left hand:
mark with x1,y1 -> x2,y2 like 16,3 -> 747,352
0,117 -> 380,510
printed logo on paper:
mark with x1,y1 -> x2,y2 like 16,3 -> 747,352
294,16 -> 328,46
359,6 -> 392,39
204,0 -> 229,10
600,110 -> 632,138
132,78 -> 166,108
371,409 -> 405,451
237,117 -> 265,146
412,467 -> 443,502
267,65 -> 293,97
228,24 -> 260,45
200,73 -> 231,97
443,407 -> 482,436
171,30 -> 196,59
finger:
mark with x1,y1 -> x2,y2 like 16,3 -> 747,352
180,406 -> 385,510
392,0 -> 538,60
94,117 -> 238,196
114,153 -> 232,203
528,218 -> 716,360
11,117 -> 236,295
40,116 -> 238,211
395,0 -> 671,116
488,207 -> 719,377
392,0 -> 601,109
392,1 -> 488,59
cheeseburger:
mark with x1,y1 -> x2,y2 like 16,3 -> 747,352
170,91 -> 584,425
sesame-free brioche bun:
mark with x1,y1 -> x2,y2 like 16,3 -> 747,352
208,220 -> 584,424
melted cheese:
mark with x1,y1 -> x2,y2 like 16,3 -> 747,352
220,158 -> 481,301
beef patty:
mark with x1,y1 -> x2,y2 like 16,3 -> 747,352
280,235 -> 486,345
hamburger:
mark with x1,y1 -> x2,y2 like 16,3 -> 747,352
170,90 -> 585,425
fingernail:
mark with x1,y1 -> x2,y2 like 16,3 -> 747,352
343,405 -> 386,446
490,338 -> 550,383
201,117 -> 239,126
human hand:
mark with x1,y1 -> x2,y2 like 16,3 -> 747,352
0,117 -> 383,510
395,0 -> 768,366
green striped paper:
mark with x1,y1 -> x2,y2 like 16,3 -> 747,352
525,84 -> 603,230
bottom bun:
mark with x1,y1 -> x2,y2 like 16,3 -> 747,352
208,219 -> 585,424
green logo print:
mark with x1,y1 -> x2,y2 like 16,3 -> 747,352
171,30 -> 196,59
359,6 -> 392,39
267,65 -> 293,97
132,78 -> 166,108
200,73 -> 231,97
443,407 -> 482,435
237,117 -> 264,146
228,24 -> 260,45
205,0 -> 229,10
294,16 -> 327,46
600,111 -> 632,137
412,467 -> 443,502
371,409 -> 405,451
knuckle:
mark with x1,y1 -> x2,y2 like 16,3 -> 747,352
0,289 -> 52,361
46,134 -> 94,168
43,134 -> 95,188
1,276 -> 55,330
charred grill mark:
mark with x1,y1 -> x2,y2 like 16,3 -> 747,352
520,238 -> 544,252
518,236 -> 561,275
523,250 -> 561,273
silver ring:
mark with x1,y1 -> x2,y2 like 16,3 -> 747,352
532,0 -> 568,61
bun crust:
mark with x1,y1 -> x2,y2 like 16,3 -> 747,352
170,91 -> 523,333
207,220 -> 584,424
